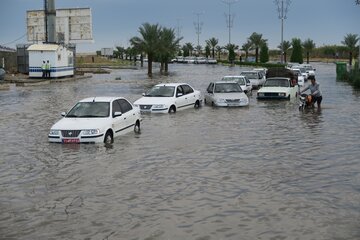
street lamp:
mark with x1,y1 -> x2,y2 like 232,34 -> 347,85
222,0 -> 238,45
275,0 -> 291,63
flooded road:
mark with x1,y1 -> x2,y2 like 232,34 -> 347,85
1,62 -> 360,240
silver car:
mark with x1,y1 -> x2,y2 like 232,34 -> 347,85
204,81 -> 249,107
221,75 -> 253,94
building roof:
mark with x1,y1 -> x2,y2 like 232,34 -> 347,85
27,44 -> 60,51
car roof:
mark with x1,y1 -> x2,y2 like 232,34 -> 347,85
266,77 -> 290,81
154,83 -> 189,87
214,80 -> 238,84
222,75 -> 245,78
79,96 -> 125,102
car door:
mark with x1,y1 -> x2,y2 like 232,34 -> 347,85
112,100 -> 127,136
118,99 -> 135,132
181,84 -> 196,106
205,83 -> 214,103
175,85 -> 188,109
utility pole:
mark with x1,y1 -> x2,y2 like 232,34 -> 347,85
275,0 -> 291,63
222,0 -> 238,45
194,12 -> 203,48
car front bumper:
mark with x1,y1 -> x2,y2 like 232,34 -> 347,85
48,133 -> 105,144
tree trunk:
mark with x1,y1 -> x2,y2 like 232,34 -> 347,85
160,62 -> 164,73
350,52 -> 353,66
212,48 -> 215,59
255,48 -> 259,63
307,52 -> 310,64
148,56 -> 153,76
165,62 -> 169,73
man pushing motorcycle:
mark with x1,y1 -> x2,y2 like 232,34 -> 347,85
299,75 -> 322,108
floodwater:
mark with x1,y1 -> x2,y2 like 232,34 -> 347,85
1,62 -> 360,240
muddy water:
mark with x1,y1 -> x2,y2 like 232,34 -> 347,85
0,63 -> 360,240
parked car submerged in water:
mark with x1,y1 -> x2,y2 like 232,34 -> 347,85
221,75 -> 252,94
48,97 -> 141,144
134,83 -> 202,113
257,77 -> 298,100
240,70 -> 266,89
204,81 -> 249,107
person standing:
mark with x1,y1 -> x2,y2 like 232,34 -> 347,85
41,61 -> 46,78
46,60 -> 51,78
300,76 -> 322,108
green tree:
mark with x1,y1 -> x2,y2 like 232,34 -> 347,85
225,43 -> 239,64
215,46 -> 223,60
260,43 -> 269,63
341,33 -> 359,66
205,45 -> 211,58
290,38 -> 303,64
183,42 -> 194,57
248,32 -> 267,63
130,23 -> 162,76
278,40 -> 291,63
195,45 -> 202,56
302,38 -> 316,64
241,41 -> 252,61
158,27 -> 182,73
206,37 -> 219,59
114,46 -> 126,59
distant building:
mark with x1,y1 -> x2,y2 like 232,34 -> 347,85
0,45 -> 17,72
101,48 -> 114,57
27,43 -> 74,78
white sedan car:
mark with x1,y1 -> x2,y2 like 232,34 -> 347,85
291,68 -> 305,86
240,70 -> 266,89
134,83 -> 202,113
221,75 -> 252,94
48,97 -> 141,144
204,81 -> 249,107
257,77 -> 298,100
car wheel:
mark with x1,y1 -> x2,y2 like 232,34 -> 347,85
287,95 -> 291,100
134,120 -> 141,133
194,100 -> 200,108
211,101 -> 214,106
104,130 -> 113,144
168,105 -> 176,113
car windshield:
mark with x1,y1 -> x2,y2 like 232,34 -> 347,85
66,102 -> 110,118
222,77 -> 246,85
264,79 -> 290,87
240,72 -> 258,79
145,86 -> 175,97
214,83 -> 243,93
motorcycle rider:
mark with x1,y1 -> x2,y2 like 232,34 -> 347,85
300,75 -> 322,108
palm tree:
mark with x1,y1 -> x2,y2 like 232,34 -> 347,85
302,39 -> 316,64
248,32 -> 267,63
341,33 -> 359,66
225,43 -> 239,64
185,42 -> 194,56
241,41 -> 252,62
290,38 -> 303,64
195,45 -> 202,56
158,27 -> 182,73
278,40 -> 291,63
206,37 -> 219,59
215,46 -> 223,60
130,23 -> 161,76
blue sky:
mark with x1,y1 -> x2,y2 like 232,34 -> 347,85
1,0 -> 359,53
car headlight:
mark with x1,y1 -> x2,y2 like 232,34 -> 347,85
279,93 -> 286,97
258,93 -> 264,97
82,129 -> 100,135
49,129 -> 60,136
134,104 -> 139,107
216,98 -> 226,103
240,98 -> 248,103
153,104 -> 166,109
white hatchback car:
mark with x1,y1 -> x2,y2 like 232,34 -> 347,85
221,75 -> 252,94
204,81 -> 249,107
48,97 -> 141,144
134,83 -> 202,113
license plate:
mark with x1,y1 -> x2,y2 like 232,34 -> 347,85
63,138 -> 80,144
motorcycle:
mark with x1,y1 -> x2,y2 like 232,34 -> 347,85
299,93 -> 314,111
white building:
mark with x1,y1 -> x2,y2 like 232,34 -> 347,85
27,43 -> 74,78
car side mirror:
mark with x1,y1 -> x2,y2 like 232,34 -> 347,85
177,93 -> 183,97
113,111 -> 122,117
61,112 -> 66,117
142,93 -> 146,96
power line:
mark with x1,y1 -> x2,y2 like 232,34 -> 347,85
2,33 -> 27,46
